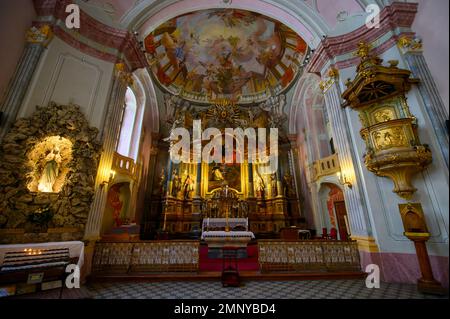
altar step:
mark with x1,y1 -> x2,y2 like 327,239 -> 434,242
89,271 -> 367,283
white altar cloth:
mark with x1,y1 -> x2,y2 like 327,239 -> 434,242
0,241 -> 85,270
202,218 -> 248,229
201,231 -> 255,240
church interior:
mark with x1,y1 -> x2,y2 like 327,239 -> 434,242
0,0 -> 448,301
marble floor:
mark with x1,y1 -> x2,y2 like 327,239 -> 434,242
9,279 -> 447,299
86,280 -> 447,299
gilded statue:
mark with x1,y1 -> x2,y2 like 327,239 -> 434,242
38,146 -> 62,193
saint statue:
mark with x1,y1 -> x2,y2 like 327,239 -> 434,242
38,146 -> 62,193
283,173 -> 294,197
171,169 -> 181,197
270,173 -> 278,197
158,168 -> 166,194
183,175 -> 194,199
256,176 -> 266,199
164,94 -> 177,123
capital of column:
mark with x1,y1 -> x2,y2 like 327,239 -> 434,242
26,24 -> 53,47
319,67 -> 339,94
115,62 -> 134,86
397,35 -> 423,55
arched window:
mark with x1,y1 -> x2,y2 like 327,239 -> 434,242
117,87 -> 143,160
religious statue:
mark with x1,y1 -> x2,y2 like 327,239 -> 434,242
277,94 -> 286,116
38,146 -> 62,193
270,173 -> 278,197
158,168 -> 166,194
256,176 -> 266,199
171,169 -> 182,197
107,184 -> 124,227
183,174 -> 194,199
163,93 -> 177,123
283,173 -> 295,197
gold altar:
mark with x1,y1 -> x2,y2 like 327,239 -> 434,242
143,99 -> 303,238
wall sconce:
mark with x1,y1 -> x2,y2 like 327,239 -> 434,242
337,171 -> 352,189
100,170 -> 116,188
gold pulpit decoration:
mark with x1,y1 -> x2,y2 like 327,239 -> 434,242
342,42 -> 431,199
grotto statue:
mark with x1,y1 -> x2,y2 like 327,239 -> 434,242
38,146 -> 62,193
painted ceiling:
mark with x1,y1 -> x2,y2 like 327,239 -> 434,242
144,9 -> 308,104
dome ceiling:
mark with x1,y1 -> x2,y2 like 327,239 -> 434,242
143,9 -> 309,104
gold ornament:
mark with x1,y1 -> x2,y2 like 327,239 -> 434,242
115,62 -> 134,86
342,42 -> 430,200
26,25 -> 53,47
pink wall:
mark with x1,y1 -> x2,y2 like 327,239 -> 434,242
412,0 -> 449,110
0,0 -> 36,105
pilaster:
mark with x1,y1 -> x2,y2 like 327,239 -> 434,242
0,25 -> 53,143
320,69 -> 375,243
84,63 -> 132,240
398,36 -> 449,168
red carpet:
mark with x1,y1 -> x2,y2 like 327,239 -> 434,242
199,244 -> 260,272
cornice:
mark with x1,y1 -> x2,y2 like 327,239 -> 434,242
307,2 -> 418,74
33,0 -> 148,70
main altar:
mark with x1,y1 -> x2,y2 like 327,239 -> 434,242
142,97 -> 305,240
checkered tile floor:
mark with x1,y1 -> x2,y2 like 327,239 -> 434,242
85,280 -> 447,299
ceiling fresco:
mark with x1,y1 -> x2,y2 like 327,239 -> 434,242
144,9 -> 308,104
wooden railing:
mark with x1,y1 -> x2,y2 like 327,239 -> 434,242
92,240 -> 361,275
310,153 -> 340,182
112,152 -> 137,179
92,241 -> 199,274
258,240 -> 361,272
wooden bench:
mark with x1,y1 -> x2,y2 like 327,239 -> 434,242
0,247 -> 77,298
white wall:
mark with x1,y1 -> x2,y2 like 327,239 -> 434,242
412,0 -> 449,110
18,37 -> 115,129
0,0 -> 36,104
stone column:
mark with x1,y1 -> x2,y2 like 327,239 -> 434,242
398,37 -> 449,168
320,70 -> 376,247
0,25 -> 53,143
84,63 -> 132,240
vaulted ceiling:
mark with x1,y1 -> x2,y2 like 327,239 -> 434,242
145,9 -> 309,104
76,0 -> 385,40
